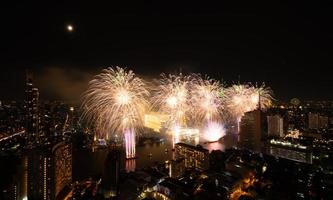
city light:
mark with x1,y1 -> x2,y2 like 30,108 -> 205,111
144,112 -> 169,132
168,126 -> 200,147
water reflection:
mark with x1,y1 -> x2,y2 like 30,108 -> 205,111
202,142 -> 225,152
125,159 -> 136,172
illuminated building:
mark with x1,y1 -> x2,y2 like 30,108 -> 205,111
21,156 -> 28,200
25,71 -> 40,145
267,139 -> 312,164
1,156 -> 28,200
156,178 -> 189,199
308,113 -> 319,129
178,128 -> 199,146
308,113 -> 329,130
318,115 -> 328,129
100,147 -> 121,198
239,110 -> 263,152
2,184 -> 18,200
175,143 -> 209,170
267,115 -> 284,137
27,142 -> 72,200
144,112 -> 168,132
169,158 -> 185,178
329,117 -> 333,126
168,128 -> 200,148
53,142 -> 72,199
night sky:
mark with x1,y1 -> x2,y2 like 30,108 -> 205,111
1,1 -> 333,102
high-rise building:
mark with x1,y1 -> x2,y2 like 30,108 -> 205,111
267,115 -> 284,137
267,139 -> 312,164
308,113 -> 328,130
100,147 -> 121,199
308,113 -> 319,129
53,142 -> 72,199
239,110 -> 263,152
175,143 -> 209,171
169,158 -> 185,178
319,115 -> 328,129
27,148 -> 52,200
25,71 -> 39,145
27,142 -> 72,200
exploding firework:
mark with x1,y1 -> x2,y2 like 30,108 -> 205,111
202,121 -> 226,142
81,67 -> 149,158
224,84 -> 255,121
225,83 -> 273,132
252,84 -> 273,110
151,73 -> 192,148
190,75 -> 224,123
151,73 -> 192,126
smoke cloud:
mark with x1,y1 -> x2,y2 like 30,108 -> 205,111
35,67 -> 96,103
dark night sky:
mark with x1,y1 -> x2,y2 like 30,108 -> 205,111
1,1 -> 333,102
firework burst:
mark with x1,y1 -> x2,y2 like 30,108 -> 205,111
151,73 -> 192,126
225,83 -> 273,132
224,84 -> 254,120
202,121 -> 226,142
81,67 -> 149,158
252,84 -> 273,110
190,75 -> 224,123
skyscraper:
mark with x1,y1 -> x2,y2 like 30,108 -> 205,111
267,115 -> 284,137
308,113 -> 319,130
308,113 -> 329,130
27,148 -> 52,200
27,142 -> 72,200
318,115 -> 328,129
239,110 -> 263,152
25,71 -> 39,145
100,146 -> 121,199
169,158 -> 185,178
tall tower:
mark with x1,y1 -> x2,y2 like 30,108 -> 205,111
267,115 -> 284,137
27,142 -> 72,200
100,146 -> 121,199
239,110 -> 263,152
25,70 -> 39,145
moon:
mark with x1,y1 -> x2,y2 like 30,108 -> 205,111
66,24 -> 74,32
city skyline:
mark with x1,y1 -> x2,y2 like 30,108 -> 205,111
2,2 -> 333,200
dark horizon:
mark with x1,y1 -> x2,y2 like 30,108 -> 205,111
2,1 -> 333,101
